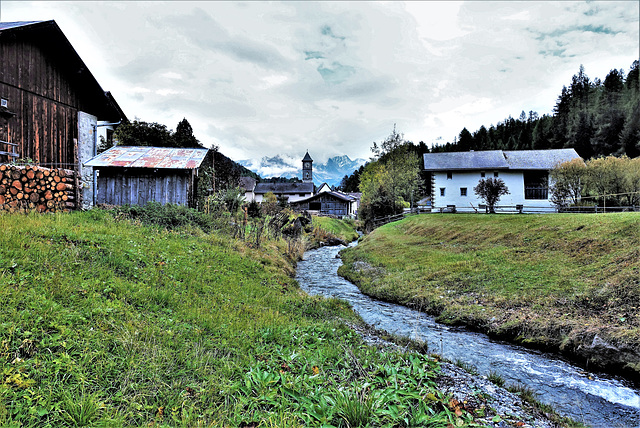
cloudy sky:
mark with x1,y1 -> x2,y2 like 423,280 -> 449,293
3,1 -> 639,164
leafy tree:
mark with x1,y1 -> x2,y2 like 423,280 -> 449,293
473,178 -> 509,213
549,158 -> 587,207
359,126 -> 422,226
584,156 -> 628,206
114,119 -> 175,147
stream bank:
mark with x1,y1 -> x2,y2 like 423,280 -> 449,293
296,241 -> 640,428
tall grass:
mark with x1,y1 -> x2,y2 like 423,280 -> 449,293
0,210 -> 480,427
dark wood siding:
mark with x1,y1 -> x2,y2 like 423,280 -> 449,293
0,31 -> 101,167
95,168 -> 195,207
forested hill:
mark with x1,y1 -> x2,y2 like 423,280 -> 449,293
432,61 -> 639,159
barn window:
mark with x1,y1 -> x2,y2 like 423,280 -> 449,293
524,171 -> 549,199
481,171 -> 485,178
310,202 -> 321,210
446,172 -> 452,180
440,188 -> 445,197
460,187 -> 467,197
494,171 -> 499,177
0,99 -> 7,108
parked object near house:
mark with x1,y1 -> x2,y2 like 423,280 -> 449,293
84,146 -> 208,208
0,20 -> 127,209
424,149 -> 582,212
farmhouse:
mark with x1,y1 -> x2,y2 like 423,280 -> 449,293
0,20 -> 127,209
423,149 -> 582,212
84,146 -> 208,208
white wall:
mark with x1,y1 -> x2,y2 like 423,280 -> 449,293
250,192 -> 313,204
432,170 -> 554,211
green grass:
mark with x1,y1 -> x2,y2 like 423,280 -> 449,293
308,217 -> 359,248
0,209 -> 486,427
338,213 -> 640,379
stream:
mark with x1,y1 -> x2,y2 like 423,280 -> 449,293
295,241 -> 640,428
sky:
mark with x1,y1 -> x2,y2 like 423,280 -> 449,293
2,1 -> 639,165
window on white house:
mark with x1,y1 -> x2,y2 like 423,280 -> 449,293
446,172 -> 452,180
524,171 -> 549,199
440,188 -> 446,197
494,171 -> 499,177
460,188 -> 467,196
481,172 -> 485,178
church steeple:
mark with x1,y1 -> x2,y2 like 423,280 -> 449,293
302,151 -> 313,182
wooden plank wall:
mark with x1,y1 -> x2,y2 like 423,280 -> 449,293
96,169 -> 193,207
0,35 -> 88,167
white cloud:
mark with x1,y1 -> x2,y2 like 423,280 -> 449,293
2,1 -> 638,163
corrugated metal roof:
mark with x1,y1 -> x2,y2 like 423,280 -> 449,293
254,182 -> 314,194
423,149 -> 582,171
84,146 -> 208,169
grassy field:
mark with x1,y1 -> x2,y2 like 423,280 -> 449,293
307,217 -> 360,249
0,209 -> 497,427
339,213 -> 640,380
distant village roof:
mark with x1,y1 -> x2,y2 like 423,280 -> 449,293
292,190 -> 356,205
254,182 -> 314,195
238,176 -> 257,192
85,146 -> 208,169
423,149 -> 581,171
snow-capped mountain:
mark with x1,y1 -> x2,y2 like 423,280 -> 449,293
238,154 -> 366,187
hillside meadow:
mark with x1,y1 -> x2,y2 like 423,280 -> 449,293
0,208 -> 516,427
339,213 -> 640,380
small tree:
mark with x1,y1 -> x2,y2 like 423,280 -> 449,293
549,158 -> 586,208
474,178 -> 509,213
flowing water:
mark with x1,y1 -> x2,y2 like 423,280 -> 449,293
295,242 -> 640,428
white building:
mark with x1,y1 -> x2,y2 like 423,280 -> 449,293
423,149 -> 582,212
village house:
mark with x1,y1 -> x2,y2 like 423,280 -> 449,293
423,149 -> 582,212
0,20 -> 127,209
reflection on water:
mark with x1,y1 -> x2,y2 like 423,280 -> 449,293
295,242 -> 640,428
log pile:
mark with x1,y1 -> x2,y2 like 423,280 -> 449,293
0,165 -> 76,213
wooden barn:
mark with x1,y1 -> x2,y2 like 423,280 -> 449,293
290,190 -> 357,218
0,20 -> 127,208
84,146 -> 209,207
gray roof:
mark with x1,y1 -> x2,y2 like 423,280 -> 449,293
302,152 -> 313,162
254,182 -> 314,195
503,149 -> 581,169
291,190 -> 356,205
423,149 -> 581,171
239,177 -> 256,192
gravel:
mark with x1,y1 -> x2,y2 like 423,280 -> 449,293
346,322 -> 564,428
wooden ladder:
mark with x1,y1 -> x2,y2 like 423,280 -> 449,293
0,139 -> 19,161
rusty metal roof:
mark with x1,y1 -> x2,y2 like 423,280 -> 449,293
84,146 -> 209,169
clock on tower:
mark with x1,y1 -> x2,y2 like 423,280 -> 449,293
302,151 -> 313,183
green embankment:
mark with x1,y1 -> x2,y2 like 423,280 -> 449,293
339,213 -> 640,380
1,209 -> 488,427
307,217 -> 360,249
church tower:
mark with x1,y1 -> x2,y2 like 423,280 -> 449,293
302,151 -> 313,182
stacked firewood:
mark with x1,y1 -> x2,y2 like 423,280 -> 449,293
0,165 -> 76,213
